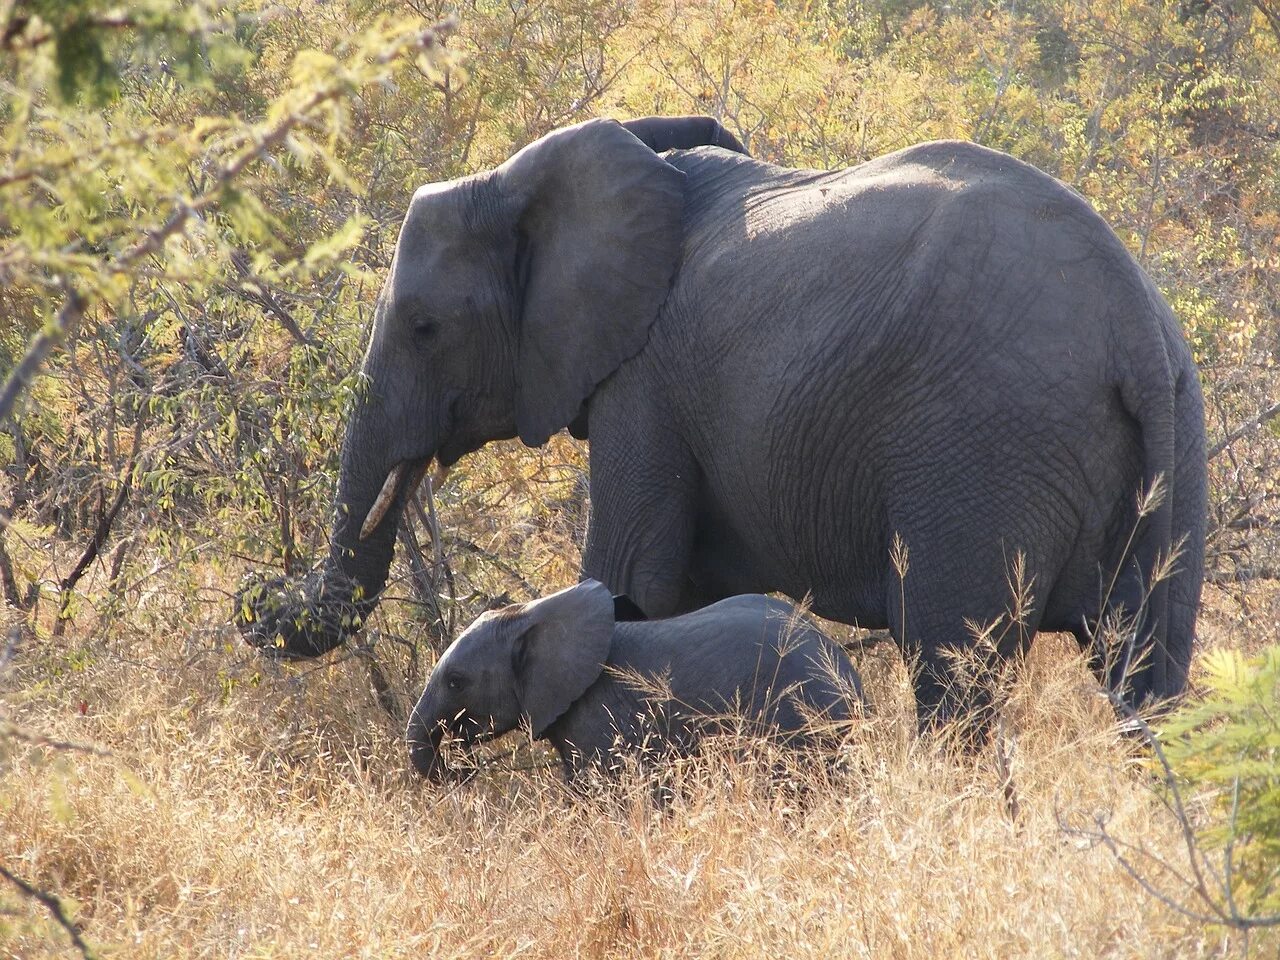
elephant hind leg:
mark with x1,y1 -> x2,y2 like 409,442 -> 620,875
906,635 -> 1035,741
886,530 -> 1060,738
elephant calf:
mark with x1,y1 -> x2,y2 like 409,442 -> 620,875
407,580 -> 863,784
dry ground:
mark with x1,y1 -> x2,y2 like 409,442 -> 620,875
2,568 -> 1276,959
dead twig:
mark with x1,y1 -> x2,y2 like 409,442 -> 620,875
228,249 -> 320,349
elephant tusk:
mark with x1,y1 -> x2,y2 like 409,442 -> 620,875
431,463 -> 450,489
360,462 -> 409,541
360,459 -> 443,540
404,460 -> 431,499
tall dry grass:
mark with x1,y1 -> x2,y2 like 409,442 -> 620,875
2,577 -> 1272,959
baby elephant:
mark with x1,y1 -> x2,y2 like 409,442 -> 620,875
406,580 -> 863,784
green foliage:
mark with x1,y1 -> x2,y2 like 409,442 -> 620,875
0,1 -> 457,599
1161,646 -> 1280,917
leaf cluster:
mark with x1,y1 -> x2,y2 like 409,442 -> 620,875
1160,646 -> 1280,917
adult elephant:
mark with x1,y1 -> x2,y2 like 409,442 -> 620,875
236,115 -> 1206,725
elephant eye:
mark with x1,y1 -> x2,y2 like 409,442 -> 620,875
446,675 -> 464,691
414,319 -> 439,340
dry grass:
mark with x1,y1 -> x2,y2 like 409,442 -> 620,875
2,578 -> 1273,959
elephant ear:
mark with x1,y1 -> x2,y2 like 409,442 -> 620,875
620,115 -> 748,156
496,118 -> 686,446
510,579 -> 615,738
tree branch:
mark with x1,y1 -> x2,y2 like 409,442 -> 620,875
57,416 -> 145,602
0,864 -> 99,960
0,22 -> 447,422
1208,399 -> 1280,460
0,287 -> 84,422
228,248 -> 320,348
0,522 -> 25,610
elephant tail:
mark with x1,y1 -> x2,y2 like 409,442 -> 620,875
1110,278 -> 1200,709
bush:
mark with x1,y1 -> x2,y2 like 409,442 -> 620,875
1159,646 -> 1280,921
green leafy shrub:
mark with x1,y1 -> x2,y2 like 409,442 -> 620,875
1160,647 -> 1280,919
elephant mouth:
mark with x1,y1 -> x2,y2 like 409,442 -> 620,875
449,711 -> 501,748
359,457 -> 451,541
408,715 -> 495,783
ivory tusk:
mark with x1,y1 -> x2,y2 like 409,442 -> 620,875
405,460 -> 431,497
360,462 -> 408,541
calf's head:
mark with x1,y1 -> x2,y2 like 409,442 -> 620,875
407,580 -> 615,780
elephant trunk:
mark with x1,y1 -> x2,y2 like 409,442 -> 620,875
407,715 -> 450,782
236,394 -> 435,658
406,698 -> 478,783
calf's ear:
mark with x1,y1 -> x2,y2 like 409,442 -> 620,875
510,579 -> 615,737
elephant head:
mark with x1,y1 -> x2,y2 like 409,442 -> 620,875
406,579 -> 614,781
235,117 -> 744,657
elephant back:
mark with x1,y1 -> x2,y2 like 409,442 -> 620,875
613,595 -> 862,731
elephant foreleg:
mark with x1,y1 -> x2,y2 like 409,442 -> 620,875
581,411 -> 699,618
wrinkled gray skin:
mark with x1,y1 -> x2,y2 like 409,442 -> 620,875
238,114 -> 1206,726
406,580 -> 863,783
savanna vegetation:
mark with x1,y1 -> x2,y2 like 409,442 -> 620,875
2,0 -> 1279,956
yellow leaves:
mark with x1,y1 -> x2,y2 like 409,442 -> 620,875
289,49 -> 343,88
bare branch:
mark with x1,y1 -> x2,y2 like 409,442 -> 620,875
57,414 -> 146,603
0,864 -> 99,960
1208,399 -> 1280,460
228,249 -> 320,348
0,722 -> 113,757
0,286 -> 84,422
